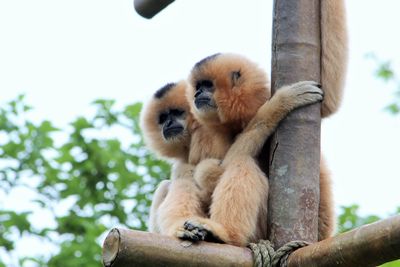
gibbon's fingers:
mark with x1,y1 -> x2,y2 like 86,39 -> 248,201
280,80 -> 324,105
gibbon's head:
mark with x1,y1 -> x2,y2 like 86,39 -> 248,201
187,53 -> 270,130
141,81 -> 194,161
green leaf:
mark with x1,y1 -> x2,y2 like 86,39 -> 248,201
92,99 -> 116,110
70,117 -> 93,133
124,103 -> 142,119
376,61 -> 394,82
385,103 -> 400,114
39,120 -> 60,132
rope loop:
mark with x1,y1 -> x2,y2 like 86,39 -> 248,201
249,240 -> 310,267
272,240 -> 310,267
249,240 -> 275,267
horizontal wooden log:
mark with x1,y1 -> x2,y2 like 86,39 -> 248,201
102,228 -> 253,267
288,215 -> 400,267
102,215 -> 400,267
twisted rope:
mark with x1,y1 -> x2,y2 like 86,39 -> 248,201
272,240 -> 310,267
249,240 -> 275,267
249,240 -> 310,267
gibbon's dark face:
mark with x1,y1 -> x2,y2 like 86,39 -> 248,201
188,53 -> 270,127
194,79 -> 216,111
141,80 -> 193,160
158,108 -> 186,141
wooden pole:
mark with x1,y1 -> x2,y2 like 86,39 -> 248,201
134,0 -> 175,19
288,215 -> 400,267
102,228 -> 253,267
102,216 -> 400,267
268,0 -> 321,248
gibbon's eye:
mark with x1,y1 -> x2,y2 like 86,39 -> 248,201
158,112 -> 168,124
196,80 -> 213,91
231,70 -> 241,85
170,109 -> 185,117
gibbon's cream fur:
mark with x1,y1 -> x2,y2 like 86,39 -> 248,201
141,78 -> 323,241
321,0 -> 348,117
143,0 -> 347,245
177,0 -> 348,245
180,54 -> 323,245
141,81 -> 205,236
141,81 -> 228,238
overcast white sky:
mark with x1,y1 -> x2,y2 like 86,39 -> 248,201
0,0 -> 399,223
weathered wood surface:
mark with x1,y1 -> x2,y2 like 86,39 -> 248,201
268,0 -> 321,248
103,216 -> 400,267
102,228 -> 253,267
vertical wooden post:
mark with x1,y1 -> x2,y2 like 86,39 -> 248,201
268,0 -> 321,248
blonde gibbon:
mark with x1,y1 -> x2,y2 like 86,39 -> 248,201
178,0 -> 347,245
141,81 -> 225,237
141,77 -> 323,241
141,81 -> 202,236
143,0 -> 347,245
174,54 -> 321,246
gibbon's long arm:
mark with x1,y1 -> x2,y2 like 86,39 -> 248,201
222,81 -> 323,165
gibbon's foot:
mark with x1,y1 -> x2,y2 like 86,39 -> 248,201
176,223 -> 207,242
180,220 -> 224,243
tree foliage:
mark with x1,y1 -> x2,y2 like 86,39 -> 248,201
337,205 -> 400,267
337,204 -> 380,234
0,95 -> 169,266
0,96 -> 399,266
369,54 -> 400,114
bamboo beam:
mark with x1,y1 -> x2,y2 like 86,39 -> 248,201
268,0 -> 321,248
102,216 -> 400,267
134,0 -> 175,19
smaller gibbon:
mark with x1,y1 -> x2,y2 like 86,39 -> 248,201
141,81 -> 220,237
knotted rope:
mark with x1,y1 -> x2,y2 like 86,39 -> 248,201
249,240 -> 275,267
249,240 -> 310,267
